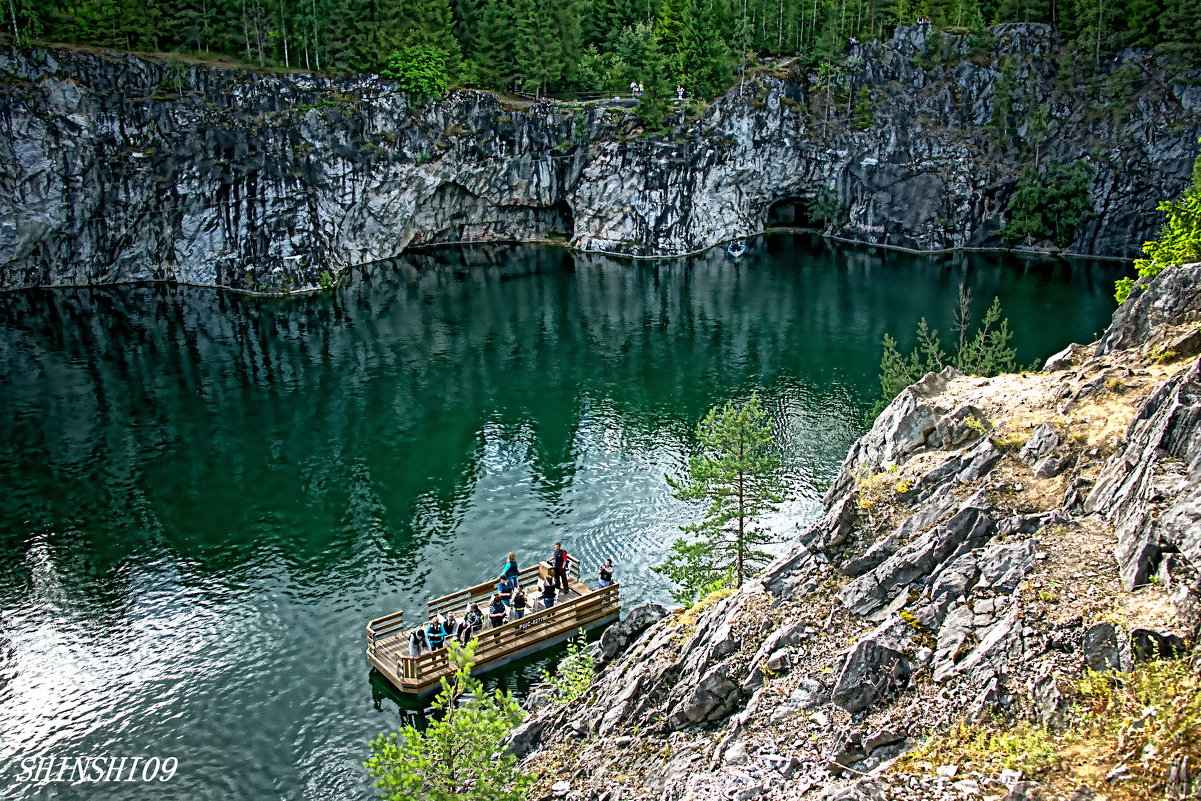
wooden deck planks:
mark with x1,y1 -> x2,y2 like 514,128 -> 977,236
367,580 -> 620,695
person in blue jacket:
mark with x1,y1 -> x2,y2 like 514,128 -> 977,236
503,552 -> 521,591
425,614 -> 447,649
495,576 -> 512,606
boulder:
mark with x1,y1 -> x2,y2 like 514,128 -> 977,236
929,404 -> 992,449
506,718 -> 545,758
670,661 -> 743,726
1030,673 -> 1068,728
975,540 -> 1038,595
839,502 -> 996,618
1019,423 -> 1060,466
862,727 -> 905,753
1044,343 -> 1082,371
1033,452 -> 1072,478
911,439 -> 1003,499
1083,621 -> 1125,672
1004,782 -> 1047,800
1129,628 -> 1188,662
831,639 -> 911,713
1095,262 -> 1201,356
595,603 -> 669,664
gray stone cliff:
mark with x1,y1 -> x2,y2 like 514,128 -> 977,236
516,263 -> 1201,800
2,24 -> 1200,292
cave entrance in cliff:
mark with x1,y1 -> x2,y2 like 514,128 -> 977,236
765,197 -> 821,229
550,200 -> 575,242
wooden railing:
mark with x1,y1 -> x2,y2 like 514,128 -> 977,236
393,582 -> 619,684
425,561 -> 582,620
365,610 -> 406,658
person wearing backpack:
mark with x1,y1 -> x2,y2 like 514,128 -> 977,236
549,542 -> 570,592
503,552 -> 521,592
512,585 -> 528,619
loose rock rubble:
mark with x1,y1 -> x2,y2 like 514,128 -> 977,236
520,264 -> 1201,801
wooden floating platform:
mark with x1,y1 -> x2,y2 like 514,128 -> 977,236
366,562 -> 620,696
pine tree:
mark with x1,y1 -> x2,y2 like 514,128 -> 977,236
513,0 -> 561,94
655,0 -> 686,79
635,20 -> 671,119
991,0 -> 1049,23
548,0 -> 583,88
653,394 -> 785,605
1159,0 -> 1201,51
875,288 -> 1021,412
364,640 -> 533,801
677,0 -> 730,98
1073,0 -> 1113,69
409,0 -> 463,71
8,0 -> 43,45
452,0 -> 484,52
474,0 -> 517,87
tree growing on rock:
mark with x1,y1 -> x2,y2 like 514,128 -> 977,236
1114,141 -> 1201,304
382,45 -> 452,99
364,639 -> 532,801
876,284 -> 1020,413
654,393 -> 785,605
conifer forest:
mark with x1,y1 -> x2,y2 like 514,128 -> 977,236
6,0 -> 1199,99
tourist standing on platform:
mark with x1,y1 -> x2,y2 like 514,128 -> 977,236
425,615 -> 446,649
598,558 -> 615,587
408,626 -> 429,656
487,593 -> 507,627
503,552 -> 521,591
550,542 -> 571,591
495,575 -> 512,606
512,585 -> 528,619
465,602 -> 483,634
540,578 -> 556,609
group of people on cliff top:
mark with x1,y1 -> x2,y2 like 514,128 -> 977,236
406,544 -> 616,656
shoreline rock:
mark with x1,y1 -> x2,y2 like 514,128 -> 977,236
519,262 -> 1201,800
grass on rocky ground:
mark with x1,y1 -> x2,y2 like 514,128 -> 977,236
894,653 -> 1201,799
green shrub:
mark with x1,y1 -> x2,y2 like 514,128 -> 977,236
542,630 -> 595,705
364,640 -> 532,801
896,718 -> 1059,776
852,86 -> 874,130
382,45 -> 451,101
1115,141 -> 1201,303
1003,160 -> 1096,248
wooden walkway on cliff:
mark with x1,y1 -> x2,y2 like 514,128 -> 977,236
366,562 -> 620,695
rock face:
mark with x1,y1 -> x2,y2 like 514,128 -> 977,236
520,263 -> 1201,801
3,24 -> 1200,292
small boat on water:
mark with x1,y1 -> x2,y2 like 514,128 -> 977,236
366,562 -> 620,695
726,240 -> 747,259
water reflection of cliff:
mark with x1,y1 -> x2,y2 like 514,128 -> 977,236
0,237 -> 1120,580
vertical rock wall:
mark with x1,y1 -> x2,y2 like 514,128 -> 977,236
2,24 -> 1199,292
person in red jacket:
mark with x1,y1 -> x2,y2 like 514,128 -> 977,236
549,542 -> 570,591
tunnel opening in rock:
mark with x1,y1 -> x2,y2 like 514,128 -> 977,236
766,197 -> 821,229
548,200 -> 576,241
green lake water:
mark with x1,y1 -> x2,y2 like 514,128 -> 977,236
0,234 -> 1124,799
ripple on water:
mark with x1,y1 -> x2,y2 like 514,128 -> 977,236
0,241 -> 1125,800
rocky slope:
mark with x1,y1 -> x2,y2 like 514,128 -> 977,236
514,262 -> 1201,801
2,25 -> 1200,292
